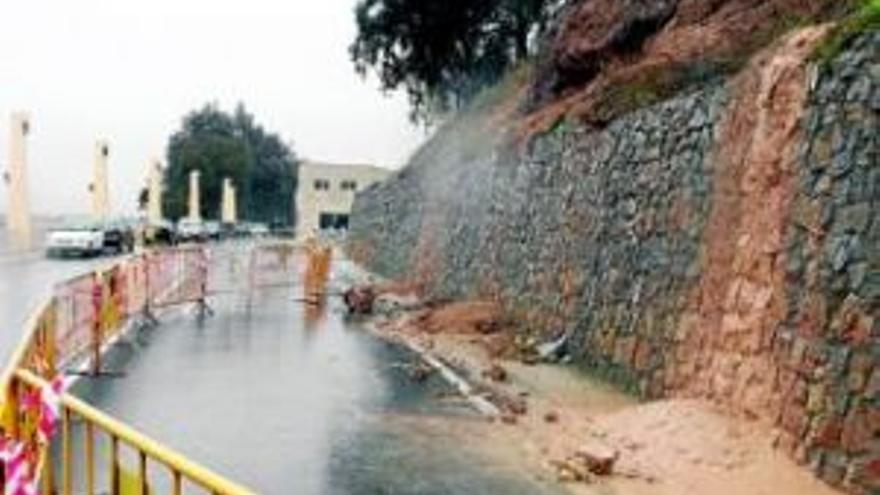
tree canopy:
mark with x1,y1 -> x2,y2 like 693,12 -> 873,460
162,103 -> 298,225
350,0 -> 552,122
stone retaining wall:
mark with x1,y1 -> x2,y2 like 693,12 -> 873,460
348,32 -> 879,493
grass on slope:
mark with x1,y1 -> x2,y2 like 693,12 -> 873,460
812,0 -> 880,64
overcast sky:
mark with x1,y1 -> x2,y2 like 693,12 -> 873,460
0,0 -> 426,215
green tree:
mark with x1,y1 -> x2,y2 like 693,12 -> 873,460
163,103 -> 298,225
350,0 -> 550,122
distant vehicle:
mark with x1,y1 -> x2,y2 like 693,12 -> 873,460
270,221 -> 295,238
102,219 -> 136,253
46,221 -> 105,258
46,218 -> 134,258
176,219 -> 207,243
221,222 -> 238,239
250,223 -> 270,237
272,226 -> 296,239
232,223 -> 252,238
146,220 -> 177,246
204,221 -> 222,241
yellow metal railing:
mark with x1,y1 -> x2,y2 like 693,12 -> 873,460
14,369 -> 254,495
0,246 -> 256,495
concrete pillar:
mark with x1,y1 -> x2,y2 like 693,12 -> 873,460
91,140 -> 111,220
187,170 -> 201,221
147,158 -> 163,225
230,184 -> 237,224
6,112 -> 32,247
222,177 -> 236,224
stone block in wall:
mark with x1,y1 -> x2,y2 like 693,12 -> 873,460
847,352 -> 875,393
809,412 -> 844,449
845,453 -> 880,493
840,401 -> 879,455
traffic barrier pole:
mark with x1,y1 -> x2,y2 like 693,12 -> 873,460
91,272 -> 102,376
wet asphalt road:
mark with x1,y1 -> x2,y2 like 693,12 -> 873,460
63,246 -> 560,494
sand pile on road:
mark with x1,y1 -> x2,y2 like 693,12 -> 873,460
581,399 -> 841,495
414,301 -> 505,335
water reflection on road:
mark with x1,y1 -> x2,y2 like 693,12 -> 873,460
72,246 -> 559,494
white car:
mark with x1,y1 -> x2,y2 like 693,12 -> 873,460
177,219 -> 207,243
204,221 -> 222,240
46,223 -> 105,257
250,223 -> 270,237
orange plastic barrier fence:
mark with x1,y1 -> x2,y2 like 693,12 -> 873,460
53,273 -> 97,370
49,247 -> 209,372
247,242 -> 301,290
1,242 -> 315,495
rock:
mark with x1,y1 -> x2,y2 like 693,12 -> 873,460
500,413 -> 518,425
483,363 -> 508,383
511,398 -> 528,415
343,286 -> 376,314
573,440 -> 619,476
407,362 -> 434,383
550,459 -> 593,484
475,318 -> 501,334
837,203 -> 871,233
484,334 -> 512,358
536,332 -> 570,362
846,76 -> 871,103
871,87 -> 880,111
374,293 -> 424,315
544,411 -> 560,423
521,354 -> 540,366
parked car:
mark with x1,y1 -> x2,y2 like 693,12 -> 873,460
270,221 -> 296,239
176,219 -> 207,243
46,221 -> 105,257
145,220 -> 177,246
204,221 -> 222,241
250,223 -> 270,237
221,222 -> 238,239
232,223 -> 252,238
46,218 -> 134,257
102,219 -> 136,253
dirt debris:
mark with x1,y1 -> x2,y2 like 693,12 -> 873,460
482,363 -> 509,383
358,291 -> 846,495
343,285 -> 376,314
674,26 -> 830,418
573,440 -> 619,476
522,0 -> 845,136
413,301 -> 505,335
550,457 -> 596,484
551,438 -> 619,483
544,410 -> 560,423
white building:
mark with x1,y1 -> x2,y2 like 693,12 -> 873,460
296,161 -> 389,238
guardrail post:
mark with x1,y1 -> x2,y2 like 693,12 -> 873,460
85,421 -> 95,495
91,272 -> 103,376
0,377 -> 20,493
3,379 -> 20,439
143,253 -> 151,315
196,247 -> 213,320
109,435 -> 120,495
42,447 -> 55,495
62,408 -> 72,495
44,302 -> 57,380
141,253 -> 158,328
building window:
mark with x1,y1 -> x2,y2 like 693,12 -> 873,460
340,180 -> 358,191
319,213 -> 350,230
313,179 -> 330,191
